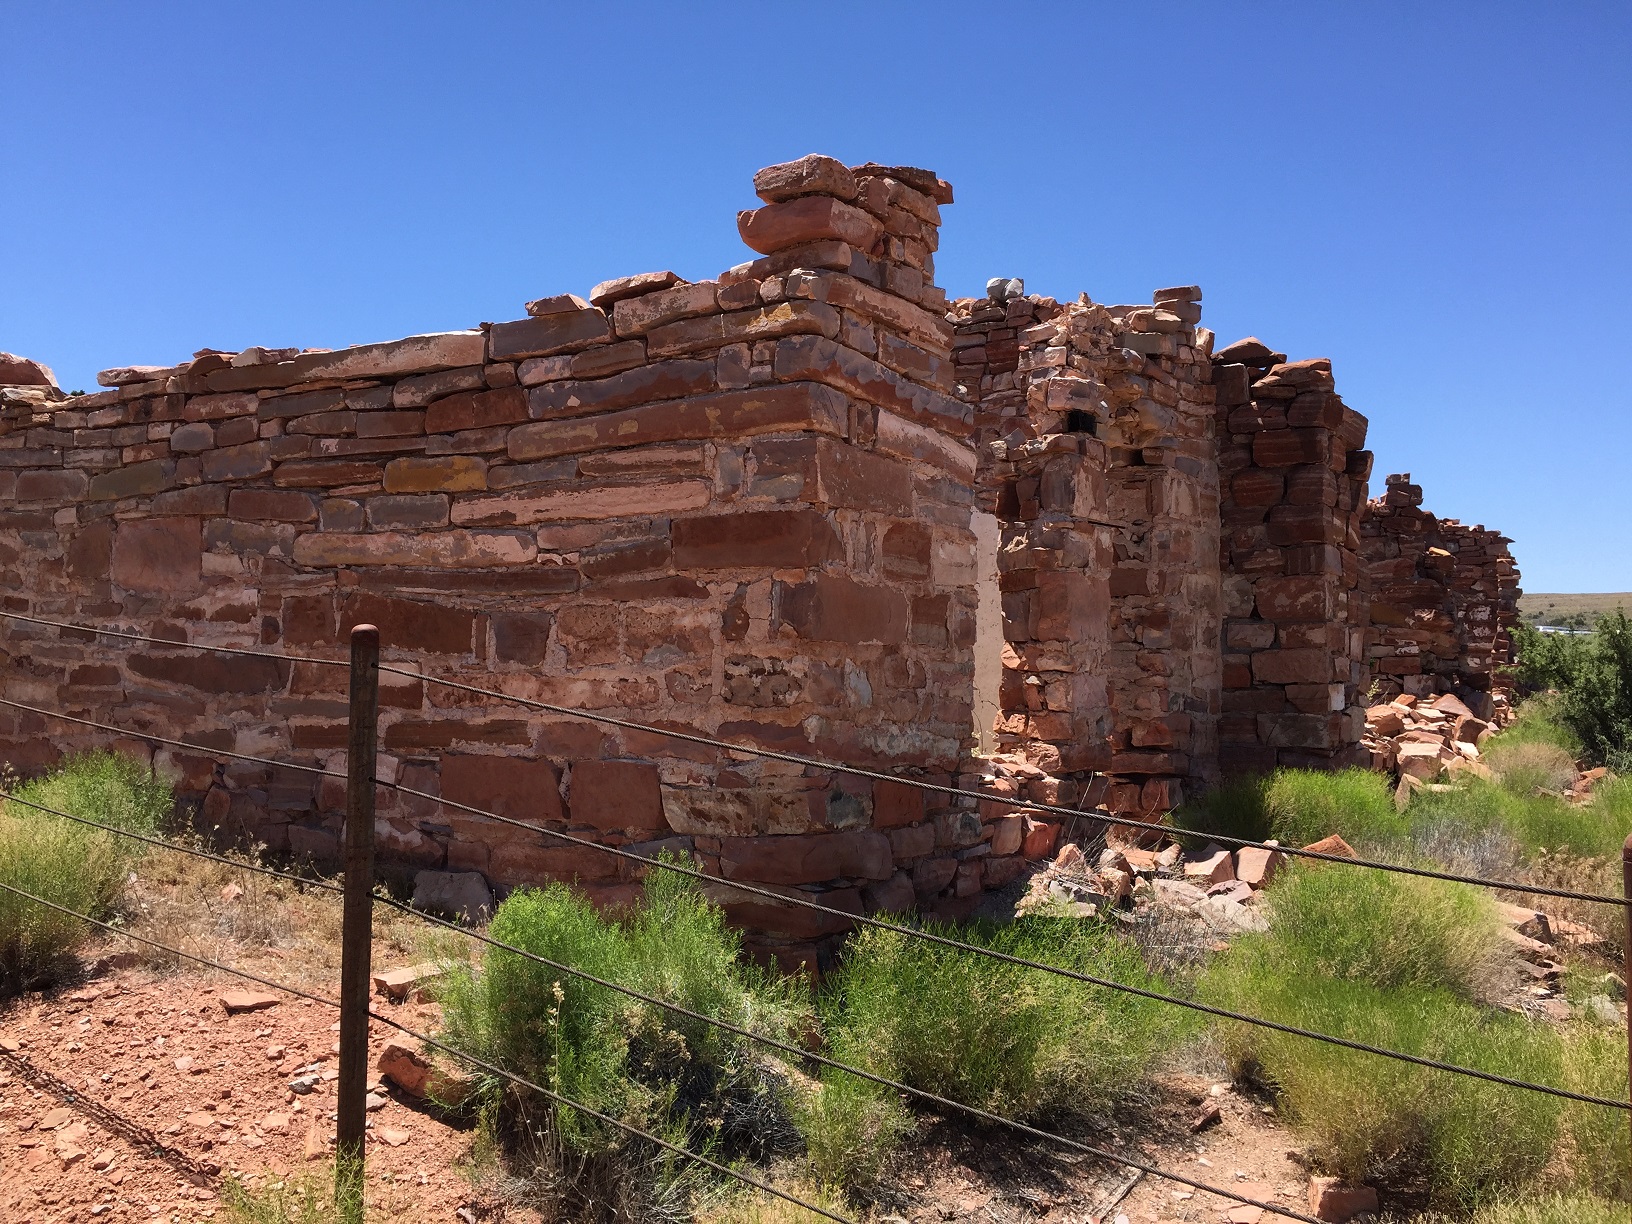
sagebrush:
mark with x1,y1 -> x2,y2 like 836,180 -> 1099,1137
0,751 -> 170,987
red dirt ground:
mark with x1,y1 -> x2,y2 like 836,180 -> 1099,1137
0,968 -> 497,1224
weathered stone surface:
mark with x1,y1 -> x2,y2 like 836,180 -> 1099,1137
524,293 -> 591,318
292,530 -> 536,567
441,754 -> 563,823
777,573 -> 909,644
111,517 -> 202,594
672,508 -> 841,570
507,383 -> 847,461
718,830 -> 892,884
738,197 -> 883,256
383,455 -> 488,493
0,352 -> 57,386
290,332 -> 486,382
452,479 -> 711,526
570,759 -> 666,832
753,154 -> 858,204
488,310 -> 612,361
589,270 -> 685,309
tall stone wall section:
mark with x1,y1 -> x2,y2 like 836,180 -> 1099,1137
0,155 -> 1035,967
1359,473 -> 1521,718
1210,339 -> 1373,774
952,285 -> 1221,817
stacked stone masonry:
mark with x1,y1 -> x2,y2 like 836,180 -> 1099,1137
0,153 -> 1522,962
1359,472 -> 1521,720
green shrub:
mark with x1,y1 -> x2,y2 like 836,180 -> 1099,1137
1405,775 -> 1630,861
807,915 -> 1192,1185
1491,696 -> 1582,756
1177,769 -> 1404,851
1512,614 -> 1632,768
434,865 -> 809,1177
791,1064 -> 910,1189
1172,774 -> 1270,843
1241,862 -> 1500,997
1263,768 -> 1406,848
1470,1194 -> 1630,1224
1199,864 -> 1582,1207
1484,740 -> 1579,796
0,751 -> 170,987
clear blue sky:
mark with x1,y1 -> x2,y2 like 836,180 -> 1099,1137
4,4 -> 1627,592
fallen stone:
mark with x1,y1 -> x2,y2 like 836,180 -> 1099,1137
372,962 -> 442,1002
1497,903 -> 1552,942
288,1075 -> 319,1095
1307,1176 -> 1377,1222
412,869 -> 493,924
219,990 -> 281,1014
754,154 -> 858,204
304,1120 -> 328,1162
376,1126 -> 410,1147
523,293 -> 591,318
1190,1101 -> 1222,1132
1182,847 -> 1235,886
1300,834 -> 1356,859
39,1107 -> 73,1129
1365,704 -> 1405,736
588,270 -> 685,309
1235,844 -> 1284,888
90,1148 -> 115,1171
365,1092 -> 388,1111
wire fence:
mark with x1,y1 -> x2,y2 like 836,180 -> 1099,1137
1,609 -> 1628,1221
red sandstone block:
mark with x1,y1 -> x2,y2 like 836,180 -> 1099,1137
738,196 -> 882,256
292,529 -> 535,568
423,386 -> 528,434
1268,504 -> 1347,547
339,592 -> 474,655
489,839 -> 619,886
15,469 -> 88,502
88,459 -> 173,501
671,508 -> 841,570
1255,575 -> 1338,622
127,652 -> 288,695
393,366 -> 485,409
912,856 -> 958,897
526,359 -> 716,420
1230,468 -> 1284,507
569,759 -> 666,833
1285,464 -> 1338,506
1251,648 -> 1337,686
365,493 -> 450,530
718,830 -> 892,885
382,455 -> 487,493
1252,428 -> 1329,467
1258,712 -> 1346,750
776,573 -> 908,645
272,458 -> 381,488
873,780 -> 925,829
1019,818 -> 1058,861
489,311 -> 611,362
507,382 -> 847,462
111,517 -> 201,595
886,822 -> 935,860
356,410 -> 426,438
228,488 -> 317,522
610,282 -> 719,337
753,154 -> 858,204
645,301 -> 840,360
588,270 -> 685,310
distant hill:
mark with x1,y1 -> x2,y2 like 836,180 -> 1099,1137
1518,592 -> 1632,629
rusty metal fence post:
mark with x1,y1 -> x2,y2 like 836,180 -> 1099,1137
1624,833 -> 1632,1172
337,624 -> 380,1216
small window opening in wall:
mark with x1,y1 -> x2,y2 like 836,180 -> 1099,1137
1065,409 -> 1097,436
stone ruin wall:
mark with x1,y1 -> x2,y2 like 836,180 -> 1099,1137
0,156 -> 1045,968
1211,338 -> 1375,775
1359,472 -> 1522,721
0,153 -> 1525,958
951,285 -> 1221,818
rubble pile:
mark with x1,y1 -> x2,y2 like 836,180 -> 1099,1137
1360,690 -> 1498,785
1017,830 -> 1357,935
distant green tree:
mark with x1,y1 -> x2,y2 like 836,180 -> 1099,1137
1512,611 -> 1632,768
